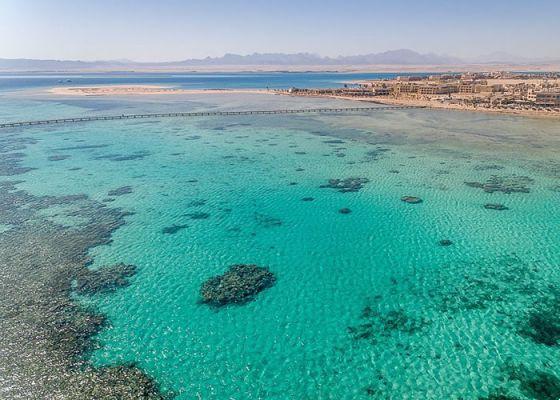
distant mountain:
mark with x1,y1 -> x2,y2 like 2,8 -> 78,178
470,52 -> 532,64
0,58 -> 128,71
0,50 -> 557,72
169,52 -> 326,66
468,52 -> 560,65
168,50 -> 462,67
333,49 -> 462,65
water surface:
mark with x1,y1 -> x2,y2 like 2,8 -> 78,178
1,87 -> 559,399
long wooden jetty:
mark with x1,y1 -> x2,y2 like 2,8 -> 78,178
0,105 -> 422,129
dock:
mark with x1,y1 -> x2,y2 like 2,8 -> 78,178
0,105 -> 422,129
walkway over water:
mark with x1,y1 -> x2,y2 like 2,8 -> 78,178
0,105 -> 422,129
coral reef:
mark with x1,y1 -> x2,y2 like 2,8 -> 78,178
74,263 -> 137,295
519,295 -> 560,346
161,224 -> 188,235
48,155 -> 71,161
320,177 -> 370,193
348,307 -> 430,343
484,203 -> 509,211
0,135 -> 38,175
465,175 -> 533,194
0,180 -> 166,399
401,196 -> 423,204
185,212 -> 210,220
507,364 -> 560,400
200,264 -> 276,307
363,147 -> 391,162
108,186 -> 133,196
94,151 -> 150,162
254,212 -> 282,227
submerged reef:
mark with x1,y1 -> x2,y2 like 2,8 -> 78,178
465,175 -> 533,194
94,151 -> 150,162
185,212 -> 210,220
53,144 -> 110,151
353,255 -> 560,397
348,306 -> 431,343
363,147 -> 391,162
254,212 -> 282,227
519,294 -> 560,347
48,154 -> 71,161
338,207 -> 352,214
478,393 -> 521,400
0,180 -> 167,399
438,239 -> 453,246
161,224 -> 188,235
401,196 -> 423,204
108,186 -> 133,196
187,199 -> 207,207
473,164 -> 505,171
484,203 -> 509,211
504,364 -> 560,400
0,135 -> 38,176
74,263 -> 137,295
200,264 -> 276,307
320,177 -> 370,193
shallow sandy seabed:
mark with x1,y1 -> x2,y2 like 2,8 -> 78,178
48,85 -> 270,96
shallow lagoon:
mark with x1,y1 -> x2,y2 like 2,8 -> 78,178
1,91 -> 559,399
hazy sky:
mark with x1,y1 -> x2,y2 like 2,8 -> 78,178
1,0 -> 559,61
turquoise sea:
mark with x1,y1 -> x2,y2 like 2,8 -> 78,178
0,76 -> 559,399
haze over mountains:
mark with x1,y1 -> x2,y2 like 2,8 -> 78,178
0,49 -> 557,72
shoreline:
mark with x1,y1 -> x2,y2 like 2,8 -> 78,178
280,93 -> 560,119
44,84 -> 560,119
4,62 -> 560,74
47,85 -> 270,96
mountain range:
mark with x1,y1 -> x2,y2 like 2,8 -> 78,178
0,49 -> 557,72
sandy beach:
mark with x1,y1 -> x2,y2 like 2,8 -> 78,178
48,85 -> 269,96
283,93 -> 560,119
45,84 -> 560,119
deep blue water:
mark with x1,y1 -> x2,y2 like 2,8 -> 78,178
0,71 -> 432,92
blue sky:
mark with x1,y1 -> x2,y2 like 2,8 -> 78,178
1,0 -> 559,61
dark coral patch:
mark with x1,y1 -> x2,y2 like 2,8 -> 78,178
75,263 -> 137,295
185,212 -> 210,220
465,175 -> 533,194
48,155 -> 71,161
507,365 -> 560,400
401,196 -> 423,204
94,151 -> 150,162
200,264 -> 276,307
187,199 -> 207,207
108,186 -> 133,196
348,307 -> 430,342
254,212 -> 282,227
484,203 -> 509,211
363,147 -> 391,162
519,296 -> 560,346
161,224 -> 188,235
320,177 -> 370,193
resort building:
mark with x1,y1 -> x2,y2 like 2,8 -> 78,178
535,92 -> 560,106
417,85 -> 459,95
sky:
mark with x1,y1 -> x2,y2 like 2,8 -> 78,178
1,0 -> 559,61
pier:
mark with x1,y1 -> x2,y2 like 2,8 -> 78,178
0,105 -> 422,129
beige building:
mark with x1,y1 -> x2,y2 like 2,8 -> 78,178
417,85 -> 459,95
536,92 -> 560,106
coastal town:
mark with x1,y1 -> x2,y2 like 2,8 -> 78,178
282,71 -> 560,117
